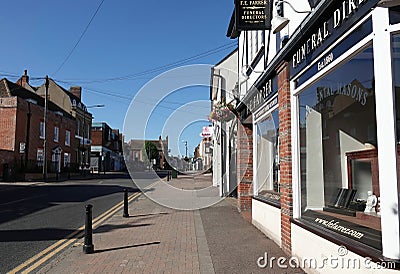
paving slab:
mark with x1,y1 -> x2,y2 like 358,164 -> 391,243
36,174 -> 304,274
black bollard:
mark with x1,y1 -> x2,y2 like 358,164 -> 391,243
83,204 -> 94,254
123,189 -> 129,218
167,171 -> 170,181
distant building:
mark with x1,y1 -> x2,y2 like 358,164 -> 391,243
125,136 -> 168,170
0,78 -> 76,179
193,137 -> 212,171
90,122 -> 124,172
17,70 -> 93,170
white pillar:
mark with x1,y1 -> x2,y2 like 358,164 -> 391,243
372,7 -> 400,259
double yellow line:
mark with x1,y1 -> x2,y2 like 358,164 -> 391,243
8,192 -> 142,274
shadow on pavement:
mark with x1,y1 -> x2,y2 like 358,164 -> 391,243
94,241 -> 161,254
127,212 -> 169,218
94,223 -> 152,233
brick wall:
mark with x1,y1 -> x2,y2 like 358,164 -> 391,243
0,96 -> 77,177
277,61 -> 293,255
237,122 -> 253,212
91,130 -> 103,146
19,98 -> 76,162
0,150 -> 15,177
0,97 -> 17,151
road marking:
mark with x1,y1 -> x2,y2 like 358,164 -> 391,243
8,191 -> 142,274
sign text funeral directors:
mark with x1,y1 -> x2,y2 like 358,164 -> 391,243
235,0 -> 272,30
292,0 -> 370,69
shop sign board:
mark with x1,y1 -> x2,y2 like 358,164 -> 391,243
303,210 -> 382,250
235,0 -> 272,30
290,0 -> 380,78
243,76 -> 278,113
200,126 -> 213,138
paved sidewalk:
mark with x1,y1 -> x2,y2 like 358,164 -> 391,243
37,174 -> 304,274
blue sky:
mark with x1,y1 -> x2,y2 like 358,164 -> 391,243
0,0 -> 236,155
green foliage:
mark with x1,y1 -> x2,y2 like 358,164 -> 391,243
142,141 -> 159,162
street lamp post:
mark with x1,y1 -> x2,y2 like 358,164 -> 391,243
43,76 -> 49,181
182,140 -> 188,171
182,140 -> 188,159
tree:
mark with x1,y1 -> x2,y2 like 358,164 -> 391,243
142,141 -> 159,166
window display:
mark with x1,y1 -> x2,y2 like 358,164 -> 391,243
297,44 -> 381,249
392,33 -> 400,188
255,108 -> 279,198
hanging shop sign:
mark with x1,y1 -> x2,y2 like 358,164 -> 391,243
200,126 -> 213,138
290,0 -> 379,78
235,0 -> 272,30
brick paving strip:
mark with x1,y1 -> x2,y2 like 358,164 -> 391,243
37,195 -> 202,274
194,210 -> 215,274
36,174 -> 303,274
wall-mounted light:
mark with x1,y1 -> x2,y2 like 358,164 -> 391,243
272,15 -> 290,34
271,0 -> 311,34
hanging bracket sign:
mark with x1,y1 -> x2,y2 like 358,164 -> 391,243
235,0 -> 272,30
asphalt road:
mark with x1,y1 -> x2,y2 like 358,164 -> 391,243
0,173 -> 141,273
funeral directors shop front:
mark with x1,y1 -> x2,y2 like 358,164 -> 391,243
285,0 -> 400,267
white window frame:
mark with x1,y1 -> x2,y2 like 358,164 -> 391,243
64,153 -> 70,167
291,11 -> 374,219
291,8 -> 400,259
37,148 -> 44,166
39,121 -> 44,139
253,95 -> 279,196
65,130 -> 71,147
54,126 -> 59,142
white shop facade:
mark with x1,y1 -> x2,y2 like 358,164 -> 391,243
248,0 -> 400,272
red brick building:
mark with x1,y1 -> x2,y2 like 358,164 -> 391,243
0,78 -> 76,179
90,122 -> 124,172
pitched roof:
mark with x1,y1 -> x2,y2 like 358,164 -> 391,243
0,79 -> 10,97
0,78 -> 43,102
0,78 -> 74,119
37,78 -> 83,104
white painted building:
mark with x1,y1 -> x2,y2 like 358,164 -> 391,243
210,49 -> 239,197
225,0 -> 400,272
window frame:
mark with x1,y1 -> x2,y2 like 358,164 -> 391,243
39,121 -> 45,139
253,95 -> 280,198
65,130 -> 71,147
54,126 -> 59,142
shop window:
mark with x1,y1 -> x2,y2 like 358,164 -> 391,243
392,33 -> 400,190
255,108 -> 280,199
389,7 -> 400,25
298,45 -> 382,250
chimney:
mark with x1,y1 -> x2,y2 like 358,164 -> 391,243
16,70 -> 29,87
69,86 -> 82,99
